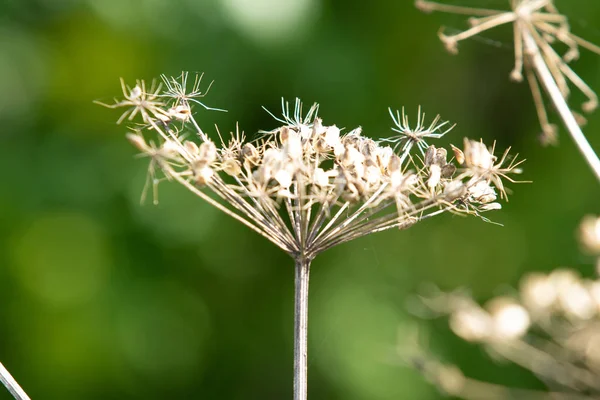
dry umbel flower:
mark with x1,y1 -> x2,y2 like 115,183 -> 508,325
99,72 -> 523,400
416,0 -> 600,182
410,216 -> 600,400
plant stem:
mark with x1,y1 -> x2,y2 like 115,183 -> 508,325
523,29 -> 600,183
0,361 -> 30,400
294,257 -> 311,400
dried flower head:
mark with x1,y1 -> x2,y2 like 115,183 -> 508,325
99,72 -> 523,261
160,71 -> 222,111
95,79 -> 167,125
416,0 -> 600,152
411,215 -> 600,399
379,107 -> 455,162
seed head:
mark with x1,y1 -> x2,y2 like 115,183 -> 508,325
380,106 -> 455,161
99,72 -> 524,260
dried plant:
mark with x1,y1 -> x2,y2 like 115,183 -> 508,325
98,72 -> 523,400
410,215 -> 600,400
416,0 -> 600,182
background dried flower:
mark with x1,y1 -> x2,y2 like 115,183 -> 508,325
417,0 -> 600,182
410,215 -> 600,399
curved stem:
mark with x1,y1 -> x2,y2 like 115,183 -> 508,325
523,29 -> 600,183
0,361 -> 30,400
293,257 -> 311,400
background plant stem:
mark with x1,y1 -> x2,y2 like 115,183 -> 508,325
0,362 -> 30,400
294,257 -> 311,400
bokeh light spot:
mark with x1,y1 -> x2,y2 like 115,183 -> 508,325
311,272 -> 432,399
220,0 -> 319,45
116,281 -> 212,382
0,26 -> 47,121
127,168 -> 219,246
9,212 -> 111,307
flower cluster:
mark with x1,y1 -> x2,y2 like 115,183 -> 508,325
98,72 -> 523,261
412,215 -> 600,399
416,0 -> 600,145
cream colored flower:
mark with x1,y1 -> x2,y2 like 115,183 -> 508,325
100,74 -> 523,260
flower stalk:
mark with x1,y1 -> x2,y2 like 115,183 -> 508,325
293,257 -> 311,400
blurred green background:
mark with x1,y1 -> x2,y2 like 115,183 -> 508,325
1,0 -> 600,398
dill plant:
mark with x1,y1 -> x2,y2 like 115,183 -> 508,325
97,71 -> 523,399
